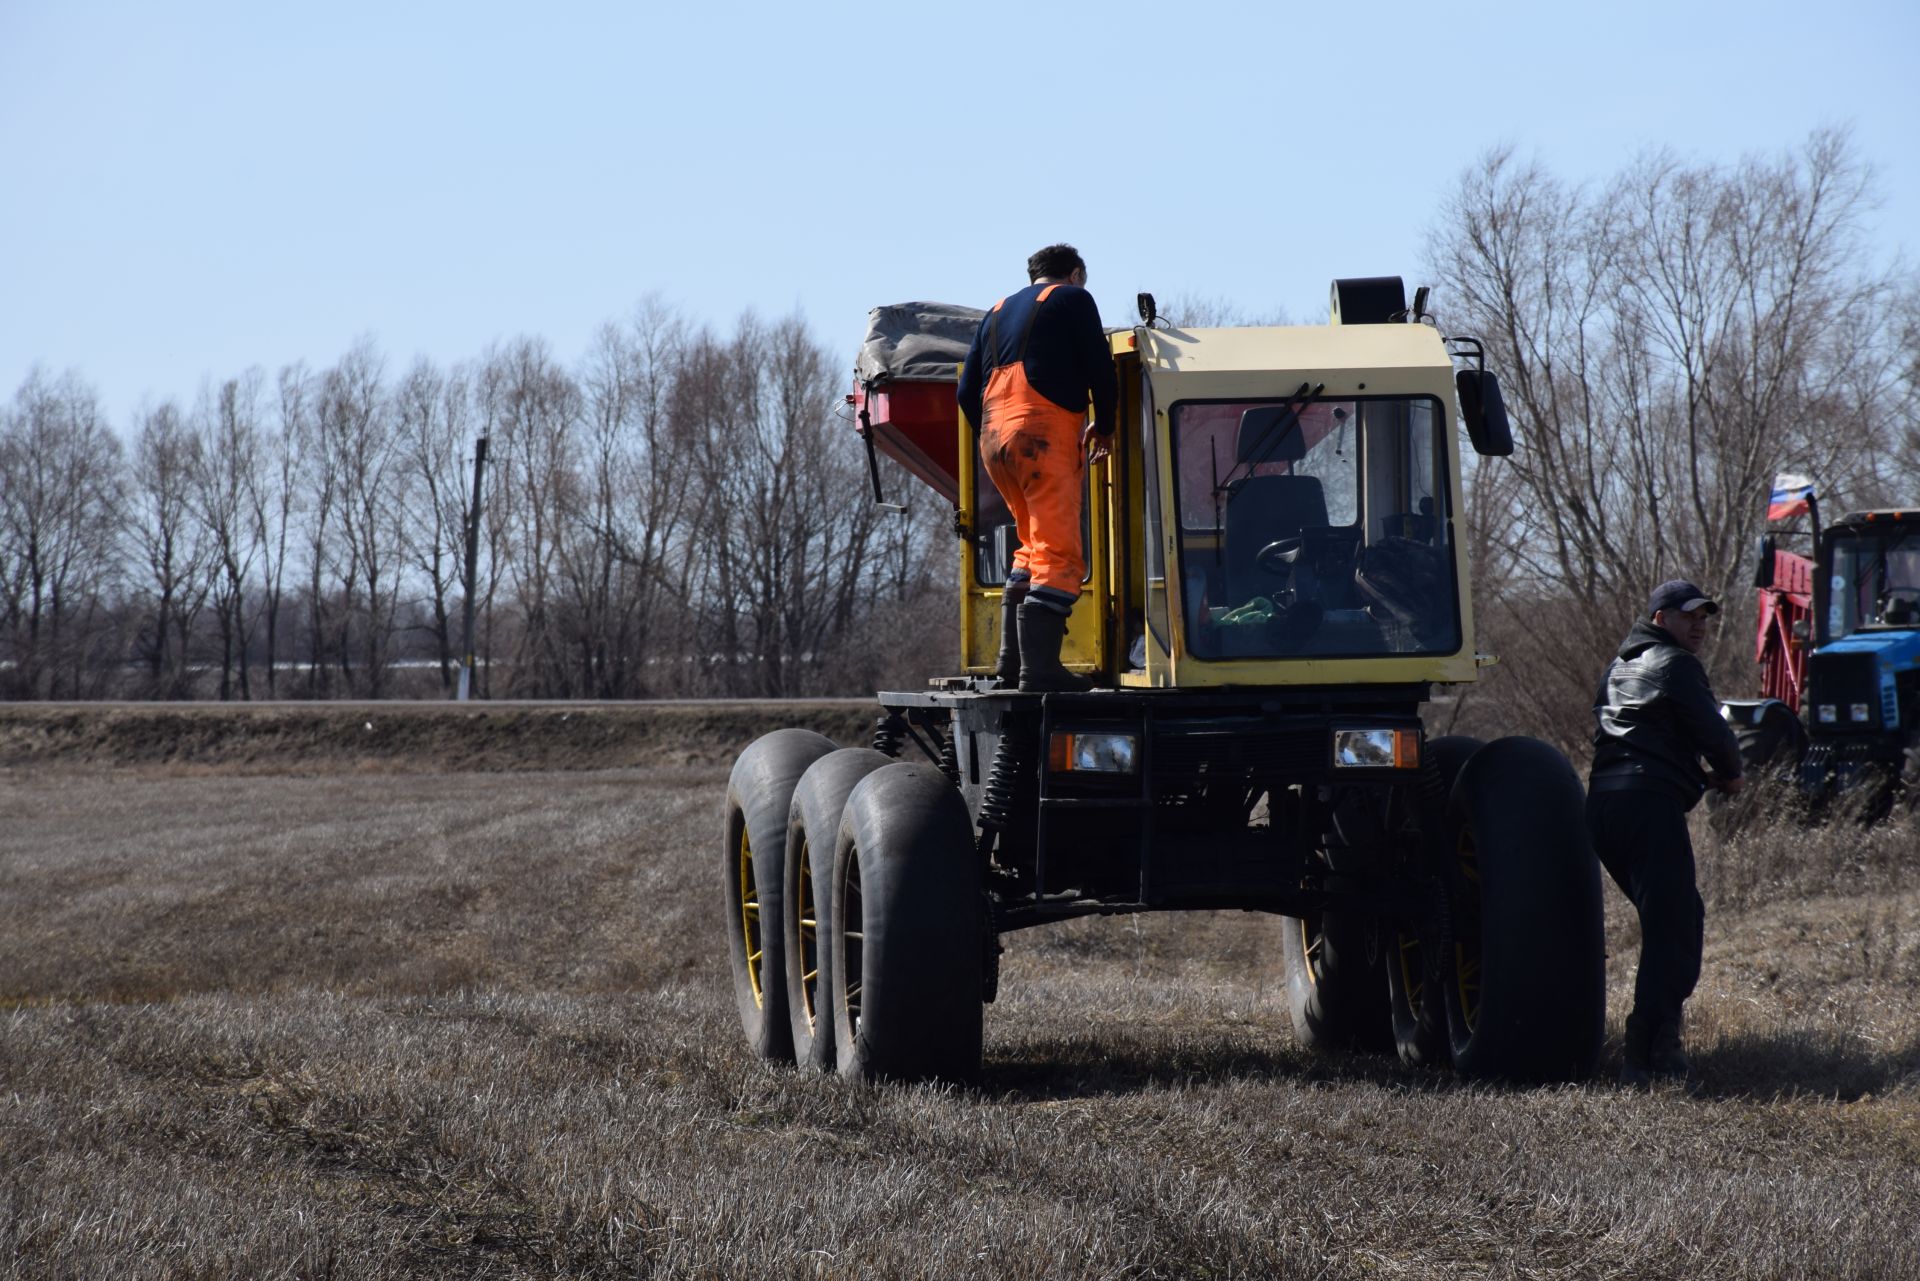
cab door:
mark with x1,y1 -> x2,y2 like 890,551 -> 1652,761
956,395 -> 1113,679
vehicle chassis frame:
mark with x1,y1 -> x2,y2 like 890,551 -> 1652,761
874,683 -> 1452,947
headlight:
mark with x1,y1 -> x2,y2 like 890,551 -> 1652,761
1047,731 -> 1137,774
1850,703 -> 1871,723
1332,727 -> 1421,769
1818,704 -> 1838,723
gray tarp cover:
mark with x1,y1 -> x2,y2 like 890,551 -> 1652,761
855,302 -> 985,385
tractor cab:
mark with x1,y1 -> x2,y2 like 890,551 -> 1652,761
1818,512 -> 1920,642
855,280 -> 1510,694
1119,320 -> 1494,689
1805,509 -> 1920,751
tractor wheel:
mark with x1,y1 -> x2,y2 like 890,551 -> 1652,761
1282,910 -> 1392,1054
1442,736 -> 1606,1082
1712,702 -> 1811,833
1732,701 -> 1809,777
830,762 -> 984,1084
1388,735 -> 1481,1068
722,728 -> 836,1061
783,748 -> 895,1072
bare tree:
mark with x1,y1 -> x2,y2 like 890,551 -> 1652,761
561,321 -> 643,696
0,369 -> 125,698
395,356 -> 475,690
556,301 -> 698,697
669,324 -> 746,693
191,372 -> 269,698
294,359 -> 347,696
676,313 -> 888,697
483,337 -> 581,696
129,400 -> 212,697
316,339 -> 404,695
1426,129 -> 1914,750
255,363 -> 307,698
614,298 -> 700,693
833,450 -> 957,694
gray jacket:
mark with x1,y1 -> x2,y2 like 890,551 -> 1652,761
1590,620 -> 1743,810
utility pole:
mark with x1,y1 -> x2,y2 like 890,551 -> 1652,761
456,435 -> 489,701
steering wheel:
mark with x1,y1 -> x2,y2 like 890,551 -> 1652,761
1256,537 -> 1305,575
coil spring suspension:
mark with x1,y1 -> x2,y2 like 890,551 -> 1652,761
977,730 -> 1031,834
936,725 -> 960,786
870,712 -> 908,757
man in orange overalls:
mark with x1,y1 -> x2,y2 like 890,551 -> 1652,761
958,244 -> 1117,691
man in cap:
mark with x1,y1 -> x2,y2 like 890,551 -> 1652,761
958,243 -> 1117,691
1589,580 -> 1745,1088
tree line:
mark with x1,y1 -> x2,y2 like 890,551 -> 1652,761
0,305 -> 955,700
7,129 -> 1913,738
1429,128 -> 1919,752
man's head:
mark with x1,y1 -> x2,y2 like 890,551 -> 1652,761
1028,243 -> 1087,285
1648,579 -> 1718,654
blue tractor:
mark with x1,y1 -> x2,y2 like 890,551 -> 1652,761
1794,509 -> 1920,800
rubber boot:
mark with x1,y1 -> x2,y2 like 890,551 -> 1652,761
1017,600 -> 1095,693
994,580 -> 1028,687
1651,1016 -> 1699,1093
1619,1010 -> 1655,1088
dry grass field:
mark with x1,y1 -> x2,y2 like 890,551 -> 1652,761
2,704 -> 1919,1279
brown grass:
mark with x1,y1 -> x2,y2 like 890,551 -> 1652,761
0,700 -> 879,774
2,705 -> 1918,1279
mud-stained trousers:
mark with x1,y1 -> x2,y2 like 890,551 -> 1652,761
979,373 -> 1086,611
1586,786 -> 1705,1048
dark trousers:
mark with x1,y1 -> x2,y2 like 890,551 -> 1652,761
1586,787 -> 1704,1034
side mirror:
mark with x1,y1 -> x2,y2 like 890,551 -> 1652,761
1753,535 -> 1776,589
1236,405 -> 1308,463
1455,369 -> 1513,457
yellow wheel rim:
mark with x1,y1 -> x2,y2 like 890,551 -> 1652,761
795,839 -> 818,1029
1299,916 -> 1326,989
1396,930 -> 1425,1009
1452,824 -> 1483,1034
738,824 -> 763,1008
842,851 -> 863,1036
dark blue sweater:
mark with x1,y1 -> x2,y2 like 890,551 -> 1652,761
957,283 -> 1117,437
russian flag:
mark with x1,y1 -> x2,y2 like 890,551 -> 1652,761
1768,473 -> 1814,521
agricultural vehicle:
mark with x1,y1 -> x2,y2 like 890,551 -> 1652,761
722,278 -> 1607,1085
1723,501 -> 1920,803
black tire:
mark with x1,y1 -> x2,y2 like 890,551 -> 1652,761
830,762 -> 984,1084
1442,736 -> 1606,1082
783,748 -> 895,1072
1713,702 -> 1811,833
1731,701 -> 1808,776
1388,735 -> 1481,1067
1281,911 -> 1392,1054
722,728 -> 836,1061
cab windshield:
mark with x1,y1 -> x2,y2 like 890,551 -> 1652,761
1822,530 -> 1920,642
1168,395 -> 1459,659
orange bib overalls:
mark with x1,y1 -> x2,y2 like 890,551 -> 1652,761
980,284 -> 1087,598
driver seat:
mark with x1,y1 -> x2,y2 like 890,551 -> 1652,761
1224,473 -> 1328,606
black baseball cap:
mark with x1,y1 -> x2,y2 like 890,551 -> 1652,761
1648,580 -> 1718,617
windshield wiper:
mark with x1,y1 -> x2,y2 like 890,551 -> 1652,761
1214,382 -> 1322,497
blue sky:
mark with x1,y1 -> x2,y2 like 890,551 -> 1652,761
3,0 -> 1916,428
